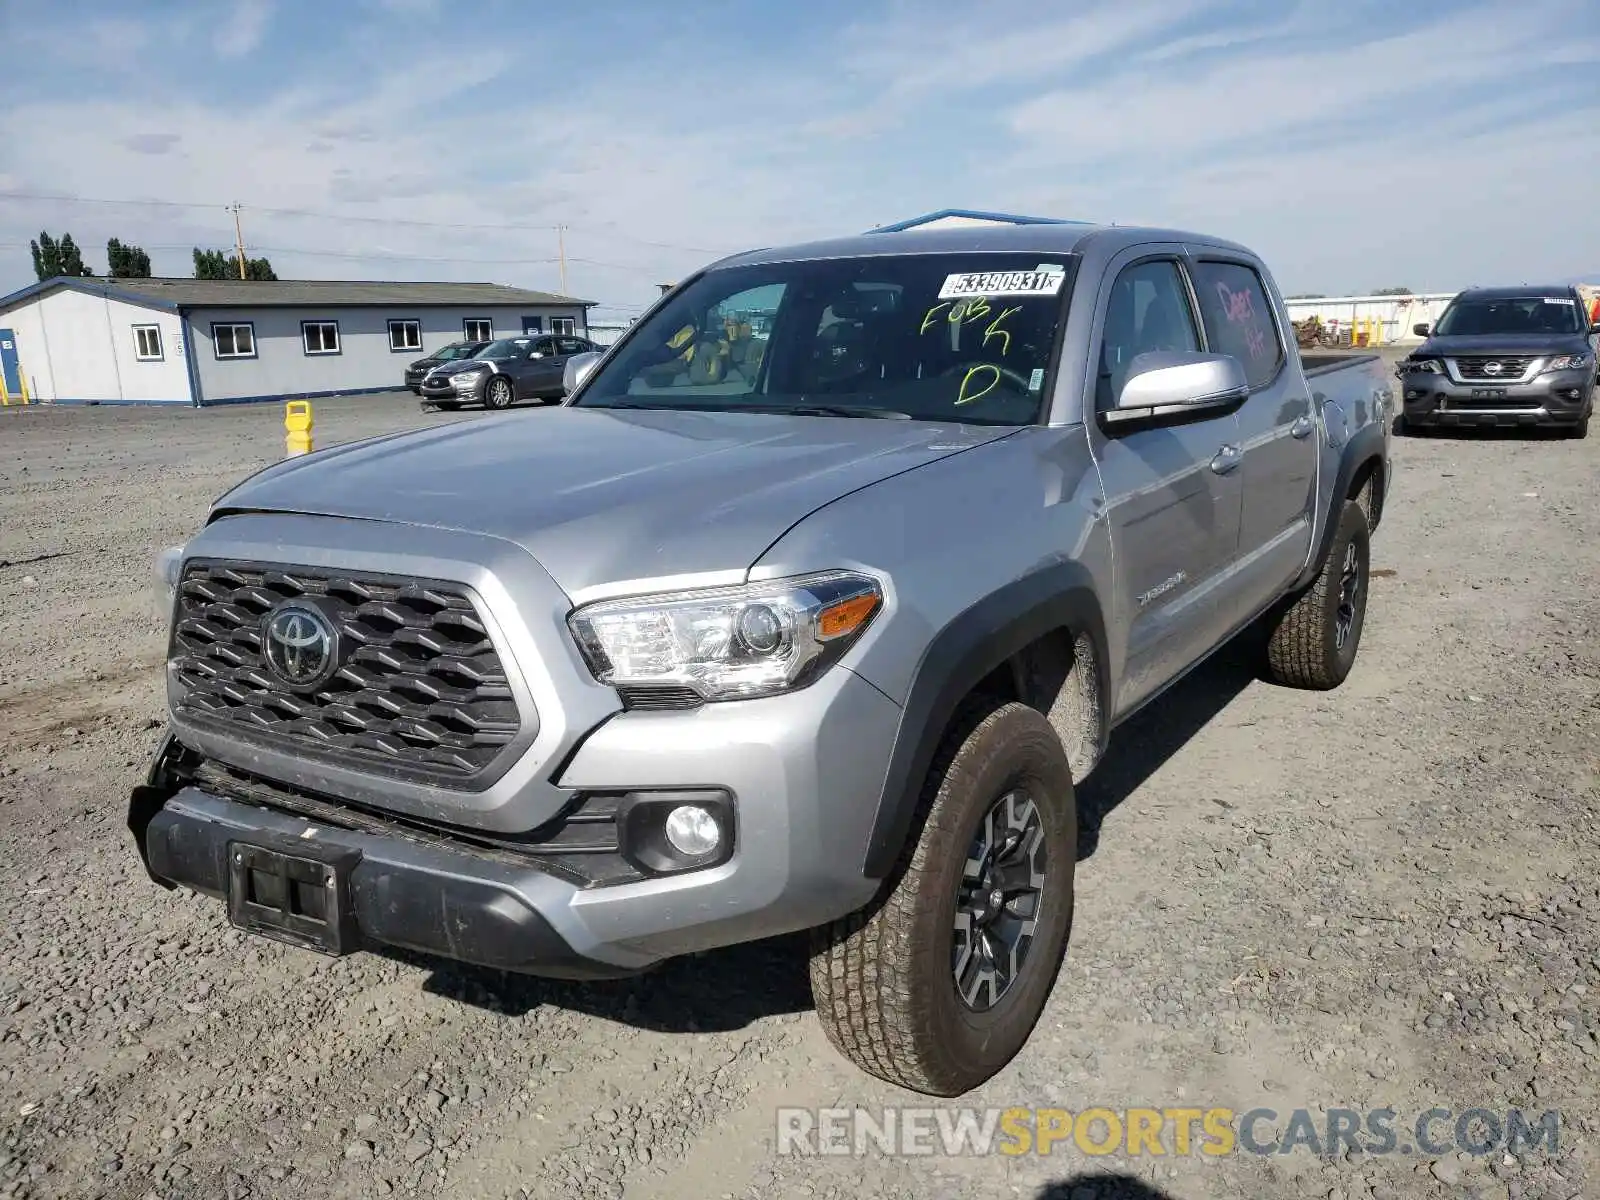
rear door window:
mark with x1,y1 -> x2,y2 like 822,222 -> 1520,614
1190,261 -> 1284,390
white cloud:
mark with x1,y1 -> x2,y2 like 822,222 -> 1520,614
213,0 -> 273,59
1,0 -> 1596,305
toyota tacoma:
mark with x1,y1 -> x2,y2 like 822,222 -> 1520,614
131,223 -> 1393,1096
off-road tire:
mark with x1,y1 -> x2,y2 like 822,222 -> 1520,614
809,702 -> 1077,1097
1263,499 -> 1371,689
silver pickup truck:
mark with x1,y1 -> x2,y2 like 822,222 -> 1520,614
131,223 -> 1393,1097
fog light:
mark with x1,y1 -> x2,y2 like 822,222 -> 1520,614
664,805 -> 721,857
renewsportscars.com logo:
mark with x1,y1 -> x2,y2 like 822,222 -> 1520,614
776,1106 -> 1563,1159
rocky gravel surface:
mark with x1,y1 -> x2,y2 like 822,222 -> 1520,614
0,385 -> 1596,1200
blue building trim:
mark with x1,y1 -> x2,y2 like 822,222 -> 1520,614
201,384 -> 411,407
49,397 -> 192,406
866,209 -> 1091,234
179,310 -> 203,407
0,276 -> 179,314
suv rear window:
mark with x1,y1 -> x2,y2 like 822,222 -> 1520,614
574,253 -> 1078,425
1190,261 -> 1284,390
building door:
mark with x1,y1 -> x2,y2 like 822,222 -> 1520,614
522,316 -> 544,335
0,329 -> 22,399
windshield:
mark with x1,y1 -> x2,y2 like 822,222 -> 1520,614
479,338 -> 533,361
573,252 -> 1077,424
436,342 -> 475,360
1434,295 -> 1583,336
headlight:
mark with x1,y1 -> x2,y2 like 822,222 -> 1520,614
1544,353 -> 1591,372
155,545 -> 185,624
1399,358 -> 1442,374
568,570 -> 883,702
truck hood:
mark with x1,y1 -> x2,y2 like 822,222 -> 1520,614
1415,332 -> 1592,358
212,407 -> 1013,597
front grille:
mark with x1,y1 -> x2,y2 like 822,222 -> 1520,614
1454,356 -> 1535,380
1444,394 -> 1544,410
617,685 -> 704,711
171,561 -> 523,785
190,759 -> 644,888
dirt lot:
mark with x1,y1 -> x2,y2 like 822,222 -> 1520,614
1,379 -> 1596,1200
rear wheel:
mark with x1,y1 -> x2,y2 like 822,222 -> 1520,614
809,702 -> 1076,1096
1263,500 -> 1370,690
485,376 -> 514,410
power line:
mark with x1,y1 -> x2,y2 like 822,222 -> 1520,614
0,189 -> 739,255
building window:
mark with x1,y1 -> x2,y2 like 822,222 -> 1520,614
302,321 -> 341,356
388,319 -> 422,352
551,316 -> 577,336
521,316 -> 544,335
212,323 -> 256,360
133,325 -> 164,361
464,318 -> 493,342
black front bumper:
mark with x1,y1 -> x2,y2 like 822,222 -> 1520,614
128,742 -> 640,980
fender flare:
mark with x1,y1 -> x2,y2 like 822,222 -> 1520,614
860,560 -> 1111,879
1296,423 -> 1386,591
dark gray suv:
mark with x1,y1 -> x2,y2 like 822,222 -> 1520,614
1396,286 -> 1598,438
419,334 -> 598,410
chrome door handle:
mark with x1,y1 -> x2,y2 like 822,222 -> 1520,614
1209,444 -> 1243,474
1290,415 -> 1315,439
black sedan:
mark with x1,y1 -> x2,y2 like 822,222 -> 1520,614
403,340 -> 490,393
419,335 -> 598,410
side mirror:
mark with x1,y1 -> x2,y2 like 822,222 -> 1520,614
1589,322 -> 1600,335
529,351 -> 546,359
1413,323 -> 1431,336
1105,351 -> 1249,425
564,350 -> 602,394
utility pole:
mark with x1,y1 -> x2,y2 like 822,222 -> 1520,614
228,203 -> 247,279
557,224 -> 568,296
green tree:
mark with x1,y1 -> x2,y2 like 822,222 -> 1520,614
106,238 -> 153,278
1286,293 -> 1326,300
193,247 -> 277,280
30,231 -> 95,279
1371,286 -> 1414,296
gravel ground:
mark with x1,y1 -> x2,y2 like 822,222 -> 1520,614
0,374 -> 1596,1200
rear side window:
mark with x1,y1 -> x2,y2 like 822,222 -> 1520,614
1191,261 -> 1284,390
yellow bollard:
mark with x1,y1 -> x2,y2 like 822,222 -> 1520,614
19,370 -> 29,405
0,373 -> 9,406
285,400 -> 313,457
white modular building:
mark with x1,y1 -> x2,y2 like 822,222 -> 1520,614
0,276 -> 594,406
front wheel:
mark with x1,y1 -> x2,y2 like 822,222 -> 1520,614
1263,499 -> 1371,690
809,702 -> 1076,1096
1560,410 -> 1590,439
484,376 -> 514,410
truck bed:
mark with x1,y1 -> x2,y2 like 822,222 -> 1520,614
1301,351 -> 1382,378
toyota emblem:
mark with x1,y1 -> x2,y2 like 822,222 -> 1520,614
262,603 -> 340,689
1482,361 -> 1503,375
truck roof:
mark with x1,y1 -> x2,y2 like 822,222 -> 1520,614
708,222 -> 1259,270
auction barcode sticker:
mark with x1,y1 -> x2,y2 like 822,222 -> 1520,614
939,267 -> 1066,300
1543,297 -> 1575,305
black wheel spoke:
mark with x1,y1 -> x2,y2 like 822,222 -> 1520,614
950,787 -> 1049,1012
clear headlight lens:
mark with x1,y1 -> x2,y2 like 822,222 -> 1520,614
568,570 -> 883,702
1544,353 -> 1591,372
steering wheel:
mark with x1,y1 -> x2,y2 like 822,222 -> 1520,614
938,361 -> 1035,407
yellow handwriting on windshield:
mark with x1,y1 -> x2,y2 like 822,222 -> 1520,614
920,297 -> 996,336
919,303 -> 951,335
955,364 -> 1001,407
982,306 -> 1022,356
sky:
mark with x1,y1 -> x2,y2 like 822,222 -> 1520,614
1,0 -> 1597,321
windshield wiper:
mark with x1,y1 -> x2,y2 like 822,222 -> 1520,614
747,404 -> 914,420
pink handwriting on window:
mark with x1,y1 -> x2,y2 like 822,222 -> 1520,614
1215,281 -> 1270,360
